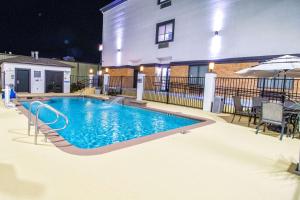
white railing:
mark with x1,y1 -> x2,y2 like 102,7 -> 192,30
28,101 -> 44,136
34,104 -> 69,145
27,101 -> 69,145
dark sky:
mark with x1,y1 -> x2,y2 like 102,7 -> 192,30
0,0 -> 113,63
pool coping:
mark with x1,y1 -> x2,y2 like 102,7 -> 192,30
17,96 -> 215,156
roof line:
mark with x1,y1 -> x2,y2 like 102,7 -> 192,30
1,61 -> 74,68
100,0 -> 127,13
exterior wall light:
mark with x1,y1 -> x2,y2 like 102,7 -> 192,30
105,68 -> 109,73
98,70 -> 103,76
140,66 -> 144,72
214,31 -> 219,36
89,68 -> 94,74
99,44 -> 103,52
209,62 -> 215,73
117,49 -> 121,52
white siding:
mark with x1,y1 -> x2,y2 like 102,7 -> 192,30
1,63 -> 71,93
102,0 -> 300,66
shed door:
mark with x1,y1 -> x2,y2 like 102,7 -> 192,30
15,69 -> 30,92
45,71 -> 64,93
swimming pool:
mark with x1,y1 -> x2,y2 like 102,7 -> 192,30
22,97 -> 201,149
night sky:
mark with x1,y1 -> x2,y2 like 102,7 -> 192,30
0,0 -> 113,63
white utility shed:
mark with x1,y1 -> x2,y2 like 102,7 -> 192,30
0,55 -> 72,93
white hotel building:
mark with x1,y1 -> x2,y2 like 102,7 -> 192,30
100,0 -> 300,78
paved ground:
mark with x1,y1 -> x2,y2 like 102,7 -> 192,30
0,99 -> 300,200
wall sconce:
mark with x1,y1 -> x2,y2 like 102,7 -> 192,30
117,49 -> 121,52
214,31 -> 219,36
209,62 -> 215,73
89,68 -> 94,74
105,68 -> 109,73
140,66 -> 144,72
98,70 -> 103,76
99,44 -> 103,52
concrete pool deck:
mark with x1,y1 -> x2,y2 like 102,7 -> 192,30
0,100 -> 300,200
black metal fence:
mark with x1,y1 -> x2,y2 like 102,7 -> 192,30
215,77 -> 300,113
70,75 -> 103,92
107,76 -> 136,97
143,76 -> 205,108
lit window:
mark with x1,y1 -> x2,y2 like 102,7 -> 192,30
156,19 -> 175,44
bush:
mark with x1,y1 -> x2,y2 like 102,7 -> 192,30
70,83 -> 85,93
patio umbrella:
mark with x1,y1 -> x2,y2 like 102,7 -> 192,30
236,55 -> 300,78
236,55 -> 300,102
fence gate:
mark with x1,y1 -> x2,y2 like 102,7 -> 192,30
215,77 -> 300,114
143,76 -> 205,108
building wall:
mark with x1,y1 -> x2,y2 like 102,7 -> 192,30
214,62 -> 259,77
143,66 -> 156,77
107,68 -> 134,76
61,61 -> 99,77
170,65 -> 189,77
102,0 -> 300,67
1,63 -> 71,93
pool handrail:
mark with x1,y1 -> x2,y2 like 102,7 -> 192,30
34,104 -> 69,145
28,101 -> 44,136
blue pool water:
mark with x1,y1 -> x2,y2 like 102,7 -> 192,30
22,97 -> 200,149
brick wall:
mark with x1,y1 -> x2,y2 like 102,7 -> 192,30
143,66 -> 156,76
105,62 -> 258,78
170,65 -> 189,77
107,68 -> 134,76
214,62 -> 258,77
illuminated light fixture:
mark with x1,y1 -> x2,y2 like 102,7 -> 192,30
212,9 -> 224,32
98,70 -> 103,76
140,66 -> 144,72
105,68 -> 109,73
209,62 -> 215,73
89,68 -> 94,74
210,35 -> 222,58
99,44 -> 103,51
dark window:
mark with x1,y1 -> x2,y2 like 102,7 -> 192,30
156,19 -> 175,44
188,66 -> 208,85
257,78 -> 294,90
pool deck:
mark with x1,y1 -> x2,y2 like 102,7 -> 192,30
0,99 -> 300,200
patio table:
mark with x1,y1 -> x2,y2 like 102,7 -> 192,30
284,102 -> 300,137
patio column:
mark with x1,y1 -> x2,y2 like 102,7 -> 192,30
136,73 -> 145,101
203,73 -> 217,112
103,74 -> 110,95
4,86 -> 10,106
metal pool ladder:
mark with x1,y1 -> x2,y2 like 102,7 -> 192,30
27,101 -> 69,145
28,101 -> 44,136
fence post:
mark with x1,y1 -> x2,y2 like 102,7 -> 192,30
203,73 -> 217,112
103,74 -> 110,95
136,73 -> 145,101
120,76 -> 123,94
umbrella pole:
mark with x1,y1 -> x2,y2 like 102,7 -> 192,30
282,70 -> 287,103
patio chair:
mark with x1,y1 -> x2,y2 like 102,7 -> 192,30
256,102 -> 288,140
283,99 -> 295,108
231,96 -> 253,126
251,97 -> 268,124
